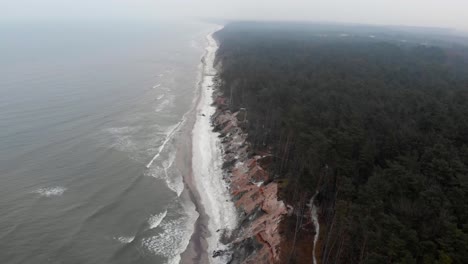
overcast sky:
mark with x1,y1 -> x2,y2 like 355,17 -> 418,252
2,0 -> 467,31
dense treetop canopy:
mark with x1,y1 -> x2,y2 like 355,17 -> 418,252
215,22 -> 468,264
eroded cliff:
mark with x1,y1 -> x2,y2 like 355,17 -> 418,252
211,94 -> 296,264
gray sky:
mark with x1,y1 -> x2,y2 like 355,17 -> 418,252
2,0 -> 467,31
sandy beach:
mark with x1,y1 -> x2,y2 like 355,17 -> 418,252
178,28 -> 237,264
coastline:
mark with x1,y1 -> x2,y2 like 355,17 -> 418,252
179,28 -> 238,264
180,27 -> 291,264
174,74 -> 210,263
189,30 -> 239,262
210,93 -> 289,263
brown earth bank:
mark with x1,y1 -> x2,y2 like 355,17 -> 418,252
211,93 -> 318,264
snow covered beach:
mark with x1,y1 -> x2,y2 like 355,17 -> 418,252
190,31 -> 238,263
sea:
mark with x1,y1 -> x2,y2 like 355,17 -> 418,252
0,20 -> 217,264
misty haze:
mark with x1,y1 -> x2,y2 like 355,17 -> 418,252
1,1 -> 467,264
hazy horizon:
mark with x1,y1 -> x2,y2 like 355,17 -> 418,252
2,0 -> 468,32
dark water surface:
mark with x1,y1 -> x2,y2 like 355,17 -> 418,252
0,20 -> 213,264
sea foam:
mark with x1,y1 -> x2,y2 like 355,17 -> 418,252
148,210 -> 168,229
146,162 -> 184,197
34,186 -> 67,197
142,201 -> 197,264
154,96 -> 173,112
146,123 -> 181,168
114,236 -> 135,244
145,137 -> 184,196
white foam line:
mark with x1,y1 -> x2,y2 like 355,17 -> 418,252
114,236 -> 135,244
153,84 -> 161,89
146,52 -> 207,168
33,186 -> 67,197
149,210 -> 168,229
144,27 -> 227,264
163,152 -> 183,196
146,123 -> 181,168
142,214 -> 196,264
155,97 -> 172,113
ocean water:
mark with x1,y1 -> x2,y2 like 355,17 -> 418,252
0,20 -> 215,264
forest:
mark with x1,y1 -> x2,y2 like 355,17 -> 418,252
214,22 -> 468,264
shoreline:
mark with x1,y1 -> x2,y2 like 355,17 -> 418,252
179,27 -> 237,264
180,27 -> 290,264
188,29 -> 238,263
177,51 -> 210,264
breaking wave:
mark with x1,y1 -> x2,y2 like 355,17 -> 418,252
141,217 -> 192,264
145,117 -> 186,169
148,210 -> 168,229
145,154 -> 184,197
34,186 -> 67,197
114,236 -> 135,244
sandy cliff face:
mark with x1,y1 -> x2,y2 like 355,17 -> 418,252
212,95 -> 290,264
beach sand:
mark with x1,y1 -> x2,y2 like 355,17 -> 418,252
178,29 -> 236,264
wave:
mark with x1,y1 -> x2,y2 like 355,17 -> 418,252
154,97 -> 173,113
146,151 -> 184,197
142,28 -> 228,264
148,210 -> 167,229
153,84 -> 161,89
106,125 -> 143,134
107,124 -> 173,164
33,186 -> 67,197
163,149 -> 184,196
141,213 -> 196,264
106,126 -> 142,156
145,119 -> 184,168
114,236 -> 135,244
